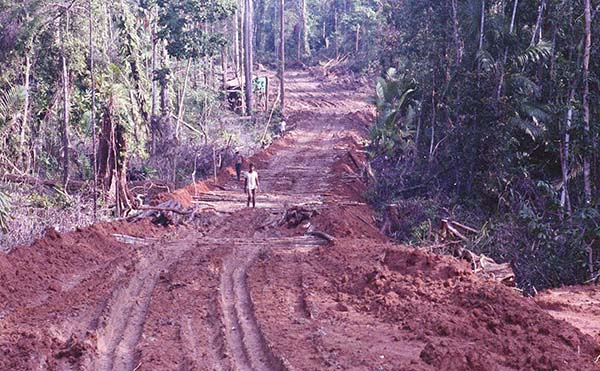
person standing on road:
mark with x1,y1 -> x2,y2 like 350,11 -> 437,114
280,118 -> 287,134
234,151 -> 244,181
244,163 -> 259,208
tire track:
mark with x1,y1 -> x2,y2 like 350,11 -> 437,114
89,239 -> 194,370
220,244 -> 288,371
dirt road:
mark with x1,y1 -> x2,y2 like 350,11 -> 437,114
1,71 -> 598,370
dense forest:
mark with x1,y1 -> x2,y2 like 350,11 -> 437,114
369,0 -> 600,291
0,0 -> 598,290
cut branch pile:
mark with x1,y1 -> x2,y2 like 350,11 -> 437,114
441,219 -> 479,241
451,245 -> 515,286
280,206 -> 319,228
128,199 -> 191,226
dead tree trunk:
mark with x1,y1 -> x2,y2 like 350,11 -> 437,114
279,0 -> 285,114
89,0 -> 98,219
243,0 -> 254,115
97,96 -> 136,216
583,0 -> 592,204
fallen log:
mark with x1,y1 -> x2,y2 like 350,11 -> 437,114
347,151 -> 361,170
449,220 -> 479,234
307,230 -> 336,243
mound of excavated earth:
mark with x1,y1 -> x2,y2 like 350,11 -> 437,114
1,70 -> 598,370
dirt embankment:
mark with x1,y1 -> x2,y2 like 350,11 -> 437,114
0,70 -> 598,370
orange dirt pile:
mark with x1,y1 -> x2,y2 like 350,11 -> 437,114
249,240 -> 599,370
0,220 -> 164,309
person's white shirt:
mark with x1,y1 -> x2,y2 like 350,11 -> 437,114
246,171 -> 259,190
280,120 -> 286,132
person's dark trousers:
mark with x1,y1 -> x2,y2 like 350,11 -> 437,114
236,163 -> 242,181
247,189 -> 256,208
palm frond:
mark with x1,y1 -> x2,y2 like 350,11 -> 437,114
476,49 -> 496,74
0,189 -> 11,234
507,73 -> 539,96
513,40 -> 553,67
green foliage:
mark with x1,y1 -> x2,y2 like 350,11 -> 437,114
156,0 -> 235,60
371,68 -> 418,157
372,0 -> 600,290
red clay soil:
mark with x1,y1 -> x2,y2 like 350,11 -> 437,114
536,285 -> 600,344
0,70 -> 598,370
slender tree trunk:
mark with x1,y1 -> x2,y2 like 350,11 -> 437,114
496,0 -> 518,100
280,0 -> 285,113
429,74 -> 436,162
583,0 -> 592,204
90,0 -> 97,219
60,19 -> 70,187
451,0 -> 462,66
530,0 -> 546,46
233,8 -> 240,78
476,0 -> 485,87
354,24 -> 360,54
299,0 -> 310,57
175,59 -> 192,140
21,46 -> 32,172
221,47 -> 228,90
237,4 -> 243,80
560,86 -> 575,213
479,0 -> 485,51
333,6 -> 339,58
297,22 -> 301,60
243,0 -> 254,115
323,20 -> 327,49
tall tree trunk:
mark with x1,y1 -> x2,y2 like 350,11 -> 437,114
60,19 -> 70,187
354,24 -> 360,54
90,0 -> 98,219
279,0 -> 285,114
299,0 -> 310,58
530,0 -> 546,46
150,9 -> 158,122
243,0 -> 254,115
429,73 -> 436,162
583,0 -> 592,204
233,8 -> 240,78
496,0 -> 518,100
333,5 -> 339,58
479,0 -> 485,51
560,86 -> 575,213
175,59 -> 192,140
221,47 -> 228,90
21,44 -> 32,172
450,0 -> 462,66
97,96 -> 136,216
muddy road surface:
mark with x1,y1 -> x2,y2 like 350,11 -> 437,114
1,71 -> 598,370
